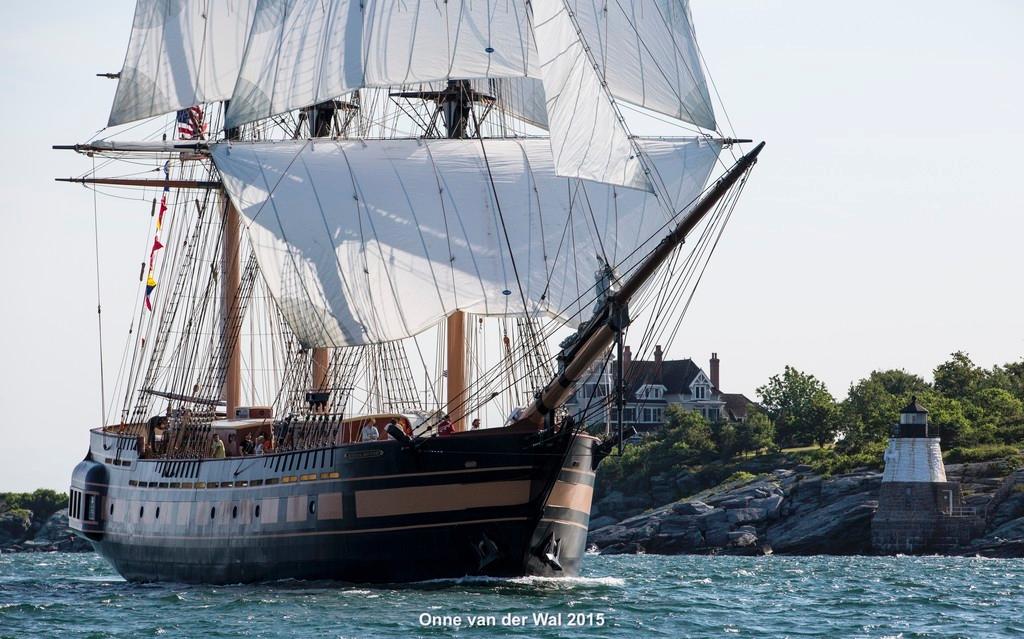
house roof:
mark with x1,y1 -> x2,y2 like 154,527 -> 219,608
623,358 -> 703,399
720,393 -> 757,421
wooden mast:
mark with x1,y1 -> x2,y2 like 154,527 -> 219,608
446,311 -> 467,429
441,81 -> 473,431
222,199 -> 242,418
306,101 -> 339,400
222,107 -> 242,418
311,347 -> 330,396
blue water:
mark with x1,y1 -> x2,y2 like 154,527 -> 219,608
1,553 -> 1022,638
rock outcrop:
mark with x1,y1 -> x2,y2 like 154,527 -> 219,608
588,469 -> 874,556
961,469 -> 1024,558
0,509 -> 33,547
589,460 -> 1024,557
586,470 -> 842,556
0,507 -> 91,553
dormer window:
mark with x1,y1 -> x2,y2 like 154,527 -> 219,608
638,384 -> 665,400
694,385 -> 706,400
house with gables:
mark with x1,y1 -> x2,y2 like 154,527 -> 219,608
566,347 -> 757,434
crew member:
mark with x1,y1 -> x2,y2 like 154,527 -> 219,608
241,433 -> 255,455
211,434 -> 226,459
359,421 -> 380,442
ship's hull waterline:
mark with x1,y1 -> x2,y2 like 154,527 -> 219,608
69,425 -> 598,584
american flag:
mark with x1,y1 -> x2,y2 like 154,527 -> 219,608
176,106 -> 207,139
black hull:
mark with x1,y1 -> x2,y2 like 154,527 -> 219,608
70,426 -> 597,584
92,518 -> 590,584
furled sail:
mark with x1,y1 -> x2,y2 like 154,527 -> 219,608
226,0 -> 538,129
212,137 -> 720,348
109,0 -> 257,127
532,0 -> 650,191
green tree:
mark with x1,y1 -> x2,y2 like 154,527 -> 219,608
999,360 -> 1024,403
841,369 -> 930,449
916,389 -> 972,447
972,388 -> 1024,426
756,366 -> 837,448
933,351 -> 984,401
734,411 -> 776,456
712,421 -> 738,459
664,405 -> 715,456
0,489 -> 68,520
807,394 -> 842,448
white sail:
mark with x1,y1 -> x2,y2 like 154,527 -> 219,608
486,77 -> 548,129
568,0 -> 716,131
228,0 -> 363,129
109,0 -> 713,136
109,0 -> 257,127
226,0 -> 538,129
532,0 -> 650,191
212,137 -> 720,348
361,0 -> 537,85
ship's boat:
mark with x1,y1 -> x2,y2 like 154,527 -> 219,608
62,0 -> 762,584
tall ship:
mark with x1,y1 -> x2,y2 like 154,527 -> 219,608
62,0 -> 761,583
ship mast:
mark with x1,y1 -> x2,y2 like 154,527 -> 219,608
304,100 -> 344,403
222,111 -> 242,418
439,80 -> 474,430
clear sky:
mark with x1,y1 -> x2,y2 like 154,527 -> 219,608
1,1 -> 1021,492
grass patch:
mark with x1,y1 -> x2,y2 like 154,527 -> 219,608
724,471 -> 757,484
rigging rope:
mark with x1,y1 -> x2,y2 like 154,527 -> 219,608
91,157 -> 108,426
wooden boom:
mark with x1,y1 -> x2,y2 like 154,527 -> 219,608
55,177 -> 220,189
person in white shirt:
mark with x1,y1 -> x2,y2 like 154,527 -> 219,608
359,422 -> 380,442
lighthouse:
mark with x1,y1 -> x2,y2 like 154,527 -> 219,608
871,397 -> 983,553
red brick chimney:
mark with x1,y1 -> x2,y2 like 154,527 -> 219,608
710,352 -> 720,389
654,345 -> 663,379
622,345 -> 632,371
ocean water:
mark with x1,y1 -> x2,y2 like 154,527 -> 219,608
1,553 -> 1022,639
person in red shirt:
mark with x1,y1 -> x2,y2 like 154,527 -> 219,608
437,415 -> 454,437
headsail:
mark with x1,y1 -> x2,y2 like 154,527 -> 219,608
108,0 -> 257,127
212,137 -> 720,348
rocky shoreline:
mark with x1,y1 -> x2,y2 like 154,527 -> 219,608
0,506 -> 91,554
587,461 -> 1024,557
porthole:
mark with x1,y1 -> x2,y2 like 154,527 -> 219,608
210,507 -> 216,519
139,506 -> 144,518
109,503 -> 114,516
232,506 -> 238,519
255,505 -> 261,518
155,507 -> 160,519
309,500 -> 316,515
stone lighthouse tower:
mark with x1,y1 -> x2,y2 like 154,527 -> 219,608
871,397 -> 983,553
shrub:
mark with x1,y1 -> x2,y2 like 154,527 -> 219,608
943,444 -> 1022,464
